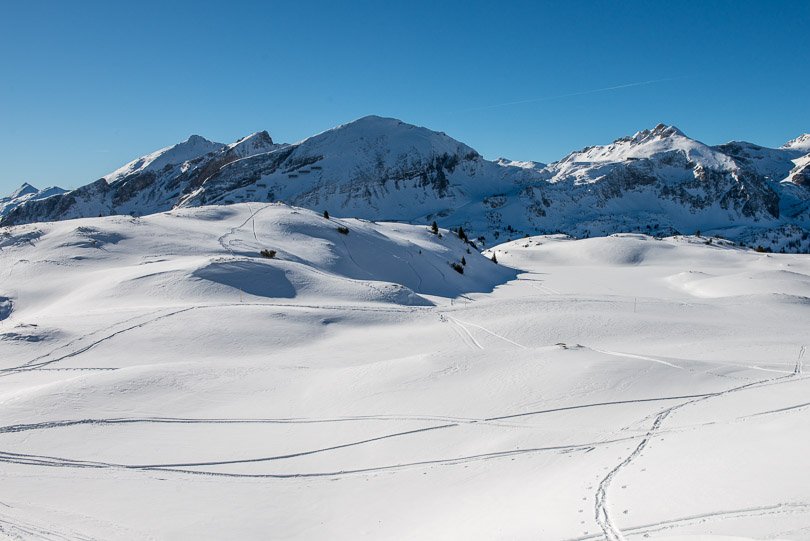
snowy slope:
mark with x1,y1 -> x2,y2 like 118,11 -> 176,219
1,218 -> 809,540
3,118 -> 810,252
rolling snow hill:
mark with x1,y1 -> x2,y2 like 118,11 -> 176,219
2,118 -> 809,252
1,209 -> 809,539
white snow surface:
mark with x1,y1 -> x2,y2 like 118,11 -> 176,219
1,206 -> 810,540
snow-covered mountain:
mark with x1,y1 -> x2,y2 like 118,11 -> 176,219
0,183 -> 67,217
1,131 -> 284,223
3,117 -> 809,252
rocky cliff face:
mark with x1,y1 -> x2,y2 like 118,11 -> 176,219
3,118 -> 809,251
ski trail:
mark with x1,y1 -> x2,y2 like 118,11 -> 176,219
795,345 -> 805,375
0,433 -> 648,479
593,366 -> 802,540
568,502 -> 810,541
0,309 -> 164,373
447,317 -> 484,350
519,275 -> 561,294
595,410 -> 671,540
2,301 -> 427,375
448,317 -> 527,350
217,204 -> 269,255
0,509 -> 98,541
0,393 -> 715,436
0,308 -> 195,376
588,347 -> 683,370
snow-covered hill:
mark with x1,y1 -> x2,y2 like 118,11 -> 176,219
2,214 -> 809,539
3,118 -> 809,252
0,204 -> 511,320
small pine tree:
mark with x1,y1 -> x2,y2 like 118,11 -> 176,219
461,256 -> 467,266
457,226 -> 466,241
336,226 -> 350,235
323,210 -> 330,219
695,229 -> 701,238
491,252 -> 498,264
430,221 -> 439,235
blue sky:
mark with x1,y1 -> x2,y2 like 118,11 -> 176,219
1,0 -> 808,194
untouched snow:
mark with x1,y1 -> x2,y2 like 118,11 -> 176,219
1,207 -> 810,540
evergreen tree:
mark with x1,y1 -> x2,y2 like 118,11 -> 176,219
430,221 -> 439,234
461,256 -> 467,266
323,210 -> 330,219
491,252 -> 498,264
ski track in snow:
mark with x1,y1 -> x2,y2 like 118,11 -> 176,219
446,316 -> 484,350
445,316 -> 527,350
587,347 -> 684,370
593,366 -> 805,540
217,203 -> 270,255
568,502 -> 810,541
0,307 -> 195,376
0,506 -> 99,541
2,302 -> 428,375
7,390 -> 807,480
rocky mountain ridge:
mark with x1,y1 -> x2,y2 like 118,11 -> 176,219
3,117 -> 809,251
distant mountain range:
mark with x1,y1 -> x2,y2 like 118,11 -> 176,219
3,116 -> 809,251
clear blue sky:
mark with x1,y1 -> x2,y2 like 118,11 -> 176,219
1,0 -> 808,193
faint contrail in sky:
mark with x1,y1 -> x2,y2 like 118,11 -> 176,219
453,76 -> 689,113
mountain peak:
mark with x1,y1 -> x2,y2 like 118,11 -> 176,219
10,182 -> 39,199
627,124 -> 686,145
299,115 -> 478,160
782,133 -> 810,151
227,130 -> 280,158
335,115 -> 407,132
185,134 -> 213,145
232,130 -> 274,147
651,123 -> 685,137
